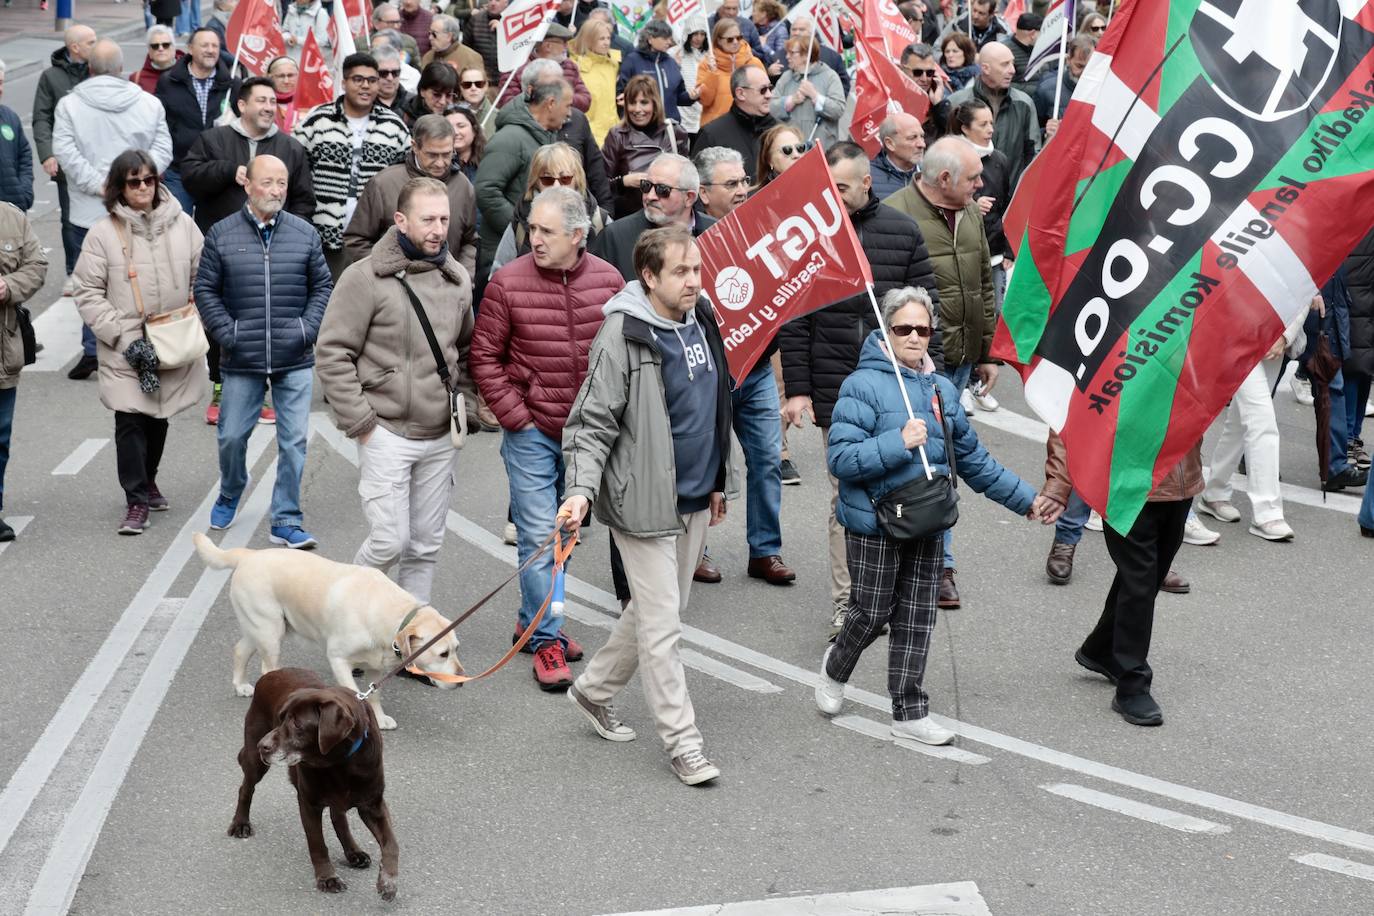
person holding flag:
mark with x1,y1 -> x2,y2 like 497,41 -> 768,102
282,0 -> 333,63
769,36 -> 845,150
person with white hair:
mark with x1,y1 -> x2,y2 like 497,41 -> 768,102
130,25 -> 185,93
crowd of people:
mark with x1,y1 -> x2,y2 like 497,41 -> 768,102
0,0 -> 1370,786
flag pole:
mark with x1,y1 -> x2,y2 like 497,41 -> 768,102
231,36 -> 245,79
484,67 -> 521,129
865,282 -> 934,479
1051,4 -> 1070,120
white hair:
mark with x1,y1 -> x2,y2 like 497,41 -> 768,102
521,57 -> 563,92
145,25 -> 175,44
532,185 -> 591,240
653,152 -> 699,194
920,138 -> 967,187
881,286 -> 937,330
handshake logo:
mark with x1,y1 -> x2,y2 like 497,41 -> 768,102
713,266 -> 755,312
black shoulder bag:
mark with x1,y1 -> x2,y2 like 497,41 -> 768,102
16,304 -> 37,366
395,273 -> 467,449
873,383 -> 960,540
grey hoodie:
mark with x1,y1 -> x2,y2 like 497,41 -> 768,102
229,116 -> 281,159
52,75 -> 173,228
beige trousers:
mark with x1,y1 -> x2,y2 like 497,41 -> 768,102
823,426 -> 851,606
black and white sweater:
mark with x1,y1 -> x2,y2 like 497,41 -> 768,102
293,99 -> 411,252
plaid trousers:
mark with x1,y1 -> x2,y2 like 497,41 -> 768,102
825,529 -> 944,721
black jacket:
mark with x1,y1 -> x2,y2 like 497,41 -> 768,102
558,106 -> 614,214
180,123 -> 316,234
690,106 -> 779,182
1344,225 -> 1374,378
976,147 -> 1013,260
779,194 -> 944,427
155,58 -> 239,166
589,209 -> 717,283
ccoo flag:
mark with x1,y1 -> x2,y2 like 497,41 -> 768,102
226,0 -> 286,76
697,146 -> 872,384
992,0 -> 1374,532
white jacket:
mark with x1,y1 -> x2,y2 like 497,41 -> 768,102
53,75 -> 173,229
281,0 -> 333,62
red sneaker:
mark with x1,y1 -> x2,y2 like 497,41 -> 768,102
258,403 -> 276,424
514,622 -> 583,661
205,401 -> 220,425
533,642 -> 573,691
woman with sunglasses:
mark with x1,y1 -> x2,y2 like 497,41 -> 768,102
453,66 -> 494,133
130,25 -> 185,94
601,74 -> 688,218
1078,10 -> 1108,36
770,36 -> 845,150
939,33 -> 979,92
401,61 -> 460,126
489,142 -> 609,273
816,286 -> 1050,744
571,18 -> 622,146
696,18 -> 764,127
265,57 -> 302,133
754,124 -> 809,189
73,150 -> 205,536
676,16 -> 709,139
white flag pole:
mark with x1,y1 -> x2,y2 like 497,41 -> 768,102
865,282 -> 933,478
1051,4 -> 1070,120
484,68 -> 521,129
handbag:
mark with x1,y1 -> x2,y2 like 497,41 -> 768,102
16,304 -> 37,366
396,273 -> 467,450
873,384 -> 960,541
116,219 -> 209,369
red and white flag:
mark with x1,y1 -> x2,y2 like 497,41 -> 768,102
340,0 -> 373,43
226,0 -> 286,76
849,32 -> 929,158
777,0 -> 842,49
861,0 -> 916,61
497,0 -> 560,72
295,30 -> 337,114
698,147 -> 873,384
328,0 -> 358,70
666,0 -> 703,39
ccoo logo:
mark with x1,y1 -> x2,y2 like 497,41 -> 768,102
713,266 -> 755,311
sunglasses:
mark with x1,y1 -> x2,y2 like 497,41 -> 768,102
538,174 -> 577,187
377,68 -> 402,78
890,323 -> 932,339
778,142 -> 811,156
721,34 -> 742,42
125,175 -> 157,189
1088,24 -> 1106,32
149,41 -> 173,50
704,177 -> 750,190
909,67 -> 936,77
639,180 -> 683,198
461,79 -> 487,89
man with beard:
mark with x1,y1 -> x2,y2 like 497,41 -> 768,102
588,153 -> 713,281
194,155 -> 333,550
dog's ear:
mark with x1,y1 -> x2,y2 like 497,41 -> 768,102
317,698 -> 357,755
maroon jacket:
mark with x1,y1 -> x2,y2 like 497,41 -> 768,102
498,57 -> 592,112
471,250 -> 624,439
129,52 -> 185,94
398,5 -> 435,57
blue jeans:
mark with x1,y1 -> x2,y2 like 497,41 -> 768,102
175,0 -> 202,34
1328,369 -> 1352,476
217,368 -> 312,528
501,426 -> 567,649
1360,467 -> 1374,531
730,362 -> 783,557
1345,372 -> 1370,443
938,362 -> 974,568
0,386 -> 14,512
162,168 -> 196,216
64,219 -> 96,357
1055,490 -> 1091,546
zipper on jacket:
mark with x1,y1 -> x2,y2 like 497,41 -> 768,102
257,228 -> 273,374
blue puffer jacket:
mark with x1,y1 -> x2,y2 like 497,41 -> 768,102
194,208 -> 333,375
616,50 -> 694,122
0,106 -> 33,212
828,330 -> 1035,536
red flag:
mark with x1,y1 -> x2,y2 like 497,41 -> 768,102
849,33 -> 930,158
340,0 -> 373,42
294,31 -> 336,113
1002,0 -> 1026,27
861,0 -> 916,61
698,147 -> 873,384
226,0 -> 286,76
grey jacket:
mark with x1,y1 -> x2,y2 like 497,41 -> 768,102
563,284 -> 738,537
0,204 -> 48,389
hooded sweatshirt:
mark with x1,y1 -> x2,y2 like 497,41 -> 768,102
603,282 -> 720,513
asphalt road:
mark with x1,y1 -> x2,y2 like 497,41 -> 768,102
3,35 -> 1374,916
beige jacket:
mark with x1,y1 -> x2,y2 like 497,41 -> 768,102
316,227 -> 474,440
74,191 -> 207,417
0,204 -> 49,389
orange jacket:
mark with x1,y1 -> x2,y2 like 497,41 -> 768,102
695,44 -> 764,126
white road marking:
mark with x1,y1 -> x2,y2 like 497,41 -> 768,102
679,649 -> 784,693
28,298 -> 84,373
599,882 -> 993,915
1041,783 -> 1231,835
1292,852 -> 1374,882
0,516 -> 33,557
832,714 -> 990,765
0,432 -> 272,861
50,438 -> 108,476
24,458 -> 280,916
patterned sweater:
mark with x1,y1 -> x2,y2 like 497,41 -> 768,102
293,99 -> 411,252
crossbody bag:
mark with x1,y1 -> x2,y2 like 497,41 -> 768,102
873,383 -> 960,540
396,272 -> 467,449
115,219 -> 208,369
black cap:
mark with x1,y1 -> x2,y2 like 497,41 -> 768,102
1017,13 -> 1043,30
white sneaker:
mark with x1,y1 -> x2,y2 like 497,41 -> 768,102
1250,519 -> 1295,541
1290,373 -> 1314,406
959,388 -> 976,412
1183,515 -> 1220,546
891,716 -> 955,746
1196,498 -> 1241,523
1365,398 -> 1374,418
815,646 -> 844,715
971,389 -> 1000,411
502,521 -> 517,546
61,274 -> 77,297
1085,510 -> 1103,532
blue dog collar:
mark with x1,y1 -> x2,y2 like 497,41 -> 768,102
344,729 -> 368,758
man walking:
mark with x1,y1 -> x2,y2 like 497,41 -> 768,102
32,25 -> 94,299
194,155 -> 333,549
560,225 -> 735,786
317,177 -> 474,602
947,41 -> 1041,183
155,28 -> 237,213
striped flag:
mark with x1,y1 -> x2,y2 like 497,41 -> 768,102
992,0 -> 1374,531
1024,0 -> 1071,78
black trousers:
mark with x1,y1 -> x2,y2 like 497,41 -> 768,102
114,411 -> 169,507
1084,498 -> 1190,697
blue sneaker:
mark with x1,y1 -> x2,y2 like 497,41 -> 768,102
269,525 -> 318,550
209,473 -> 250,530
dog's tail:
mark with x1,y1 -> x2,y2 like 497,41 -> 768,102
192,532 -> 252,570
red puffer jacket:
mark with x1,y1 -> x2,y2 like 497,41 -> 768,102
470,250 -> 625,439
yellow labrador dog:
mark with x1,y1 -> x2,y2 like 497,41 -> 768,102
193,533 -> 463,729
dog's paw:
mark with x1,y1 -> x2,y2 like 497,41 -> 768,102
316,875 -> 347,894
226,820 -> 254,839
234,683 -> 255,698
344,850 -> 371,869
377,871 -> 398,901
377,713 -> 398,731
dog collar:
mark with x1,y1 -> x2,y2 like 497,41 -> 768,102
344,729 -> 368,758
392,603 -> 426,657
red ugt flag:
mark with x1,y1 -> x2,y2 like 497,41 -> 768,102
294,31 -> 337,114
850,32 -> 929,158
226,0 -> 286,76
698,147 -> 872,385
861,0 -> 916,62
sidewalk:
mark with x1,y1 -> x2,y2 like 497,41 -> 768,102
0,1 -> 155,78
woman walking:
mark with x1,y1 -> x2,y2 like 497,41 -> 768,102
0,204 -> 48,541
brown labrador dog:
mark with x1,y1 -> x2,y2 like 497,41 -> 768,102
227,668 -> 399,899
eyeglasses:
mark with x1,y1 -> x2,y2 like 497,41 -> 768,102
538,173 -> 577,187
428,29 -> 443,36
908,67 -> 936,77
889,323 -> 932,339
125,175 -> 157,189
348,75 -> 380,85
149,41 -> 173,50
379,17 -> 401,26
639,180 -> 685,198
703,177 -> 750,190
377,68 -> 402,78
461,79 -> 487,89
778,142 -> 810,156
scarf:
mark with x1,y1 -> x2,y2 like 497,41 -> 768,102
397,231 -> 450,266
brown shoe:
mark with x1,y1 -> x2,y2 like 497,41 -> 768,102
1160,568 -> 1190,594
475,395 -> 501,432
1046,541 -> 1075,584
746,555 -> 796,584
693,555 -> 722,584
937,568 -> 960,609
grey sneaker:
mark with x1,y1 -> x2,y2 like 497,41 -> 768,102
815,645 -> 844,715
892,716 -> 955,746
670,747 -> 720,785
567,683 -> 636,742
828,600 -> 848,640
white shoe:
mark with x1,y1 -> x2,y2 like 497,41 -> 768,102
959,388 -> 976,412
1196,498 -> 1241,523
1365,398 -> 1374,418
1183,515 -> 1220,546
891,716 -> 954,746
61,274 -> 77,297
971,389 -> 1000,411
1290,374 -> 1314,406
1085,510 -> 1103,532
1250,519 -> 1294,541
502,521 -> 517,546
815,646 -> 844,715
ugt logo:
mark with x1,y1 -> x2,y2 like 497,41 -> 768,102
1190,0 -> 1344,123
